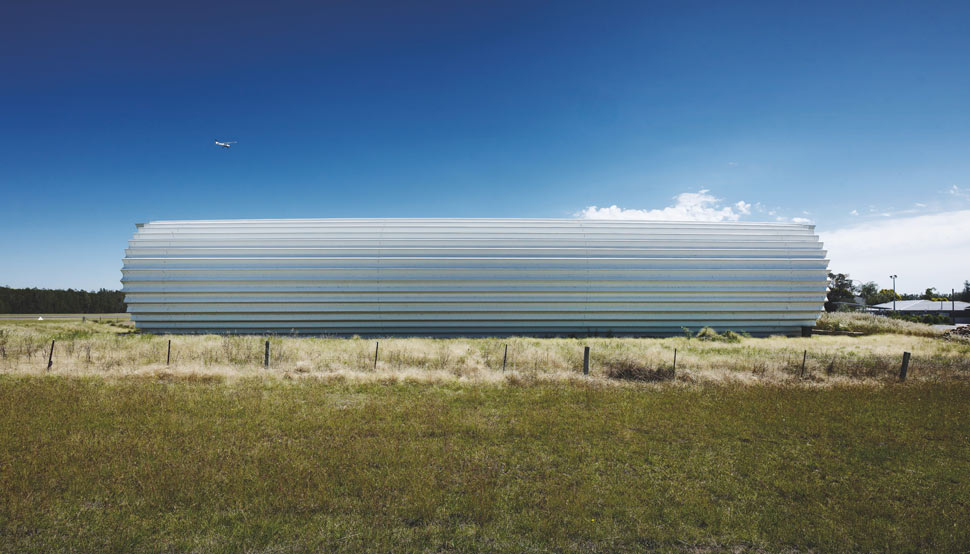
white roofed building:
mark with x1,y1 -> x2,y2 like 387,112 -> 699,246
872,299 -> 970,324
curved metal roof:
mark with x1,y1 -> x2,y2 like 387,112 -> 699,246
121,218 -> 829,336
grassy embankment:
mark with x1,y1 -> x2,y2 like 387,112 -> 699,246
1,313 -> 969,552
815,311 -> 949,337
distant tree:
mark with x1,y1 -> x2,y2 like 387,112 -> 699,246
921,287 -> 939,300
825,272 -> 856,312
857,281 -> 879,304
958,281 -> 970,302
868,289 -> 900,306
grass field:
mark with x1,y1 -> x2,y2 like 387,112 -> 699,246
2,315 -> 969,552
2,378 -> 969,552
2,316 -> 969,385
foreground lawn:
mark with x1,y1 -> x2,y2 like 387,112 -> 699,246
1,378 -> 968,552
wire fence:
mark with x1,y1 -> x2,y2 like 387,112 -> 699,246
2,329 -> 968,383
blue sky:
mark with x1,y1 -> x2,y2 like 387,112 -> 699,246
2,0 -> 969,292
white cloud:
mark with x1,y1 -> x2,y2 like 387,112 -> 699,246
849,210 -> 859,216
821,210 -> 970,292
578,190 -> 750,222
791,217 -> 812,224
950,185 -> 969,199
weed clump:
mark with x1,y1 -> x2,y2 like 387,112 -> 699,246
695,327 -> 742,343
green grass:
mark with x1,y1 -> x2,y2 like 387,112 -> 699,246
2,376 -> 969,552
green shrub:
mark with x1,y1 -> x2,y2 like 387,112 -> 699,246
887,312 -> 953,325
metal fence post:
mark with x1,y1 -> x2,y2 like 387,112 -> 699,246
502,344 -> 508,372
264,340 -> 270,368
583,346 -> 590,375
801,350 -> 807,378
46,340 -> 54,371
899,352 -> 911,382
673,348 -> 677,372
166,339 -> 171,365
374,341 -> 379,370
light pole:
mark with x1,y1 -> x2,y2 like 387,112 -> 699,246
890,275 -> 898,311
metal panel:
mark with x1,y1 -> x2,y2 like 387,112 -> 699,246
121,219 -> 829,336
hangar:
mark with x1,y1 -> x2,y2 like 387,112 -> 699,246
121,218 -> 829,336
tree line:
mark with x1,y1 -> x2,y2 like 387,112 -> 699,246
0,287 -> 126,314
826,274 -> 970,312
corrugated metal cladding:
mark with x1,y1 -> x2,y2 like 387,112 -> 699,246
121,219 -> 829,336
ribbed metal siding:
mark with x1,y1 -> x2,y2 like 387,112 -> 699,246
121,219 -> 829,336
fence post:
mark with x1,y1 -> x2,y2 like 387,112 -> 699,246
264,340 -> 270,369
899,352 -> 911,382
800,350 -> 807,378
673,348 -> 677,372
502,344 -> 508,372
47,340 -> 54,371
166,339 -> 171,365
374,341 -> 379,370
583,346 -> 590,375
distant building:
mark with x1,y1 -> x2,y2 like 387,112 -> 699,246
872,299 -> 970,324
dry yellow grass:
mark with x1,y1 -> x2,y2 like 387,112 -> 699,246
816,311 -> 944,337
2,319 -> 967,386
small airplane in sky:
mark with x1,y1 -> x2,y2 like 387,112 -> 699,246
214,140 -> 237,149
